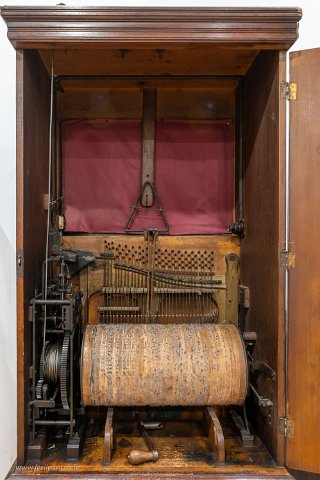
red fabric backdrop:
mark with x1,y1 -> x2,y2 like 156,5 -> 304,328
62,118 -> 234,234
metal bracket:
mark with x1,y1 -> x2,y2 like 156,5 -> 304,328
62,303 -> 73,331
239,285 -> 250,309
16,249 -> 24,277
251,361 -> 276,382
54,75 -> 64,93
279,249 -> 295,269
124,180 -> 169,234
243,332 -> 256,358
279,416 -> 294,438
281,81 -> 297,100
250,359 -> 274,427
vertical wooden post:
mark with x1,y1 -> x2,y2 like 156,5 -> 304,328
225,253 -> 240,325
16,49 -> 51,464
141,88 -> 157,207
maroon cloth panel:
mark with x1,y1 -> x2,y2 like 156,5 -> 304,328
62,119 -> 142,233
62,119 -> 234,234
155,119 -> 234,234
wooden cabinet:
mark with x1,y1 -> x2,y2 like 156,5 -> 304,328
2,6 -> 319,480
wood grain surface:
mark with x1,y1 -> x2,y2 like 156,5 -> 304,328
241,51 -> 286,462
16,49 -> 50,464
287,47 -> 320,474
8,417 -> 293,478
0,7 -> 301,51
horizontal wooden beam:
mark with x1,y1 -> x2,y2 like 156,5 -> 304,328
1,7 -> 302,50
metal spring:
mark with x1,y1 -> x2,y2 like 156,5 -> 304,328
43,342 -> 62,384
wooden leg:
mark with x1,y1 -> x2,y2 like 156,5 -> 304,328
102,407 -> 114,466
26,430 -> 49,465
66,422 -> 86,462
204,407 -> 225,465
66,432 -> 81,462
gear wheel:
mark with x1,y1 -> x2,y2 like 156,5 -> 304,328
36,341 -> 49,399
60,331 -> 70,410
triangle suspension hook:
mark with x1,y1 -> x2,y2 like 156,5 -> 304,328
124,181 -> 169,234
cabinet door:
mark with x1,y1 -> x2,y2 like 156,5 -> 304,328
287,48 -> 320,473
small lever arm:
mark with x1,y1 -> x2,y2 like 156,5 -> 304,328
128,418 -> 160,465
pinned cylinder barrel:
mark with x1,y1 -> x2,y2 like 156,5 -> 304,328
81,323 -> 247,407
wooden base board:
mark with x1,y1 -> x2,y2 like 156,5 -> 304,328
8,419 -> 293,479
8,473 -> 293,480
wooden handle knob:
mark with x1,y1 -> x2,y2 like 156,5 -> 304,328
128,449 -> 159,465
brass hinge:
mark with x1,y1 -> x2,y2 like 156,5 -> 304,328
281,81 -> 297,100
279,416 -> 294,437
279,249 -> 295,269
16,249 -> 24,277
